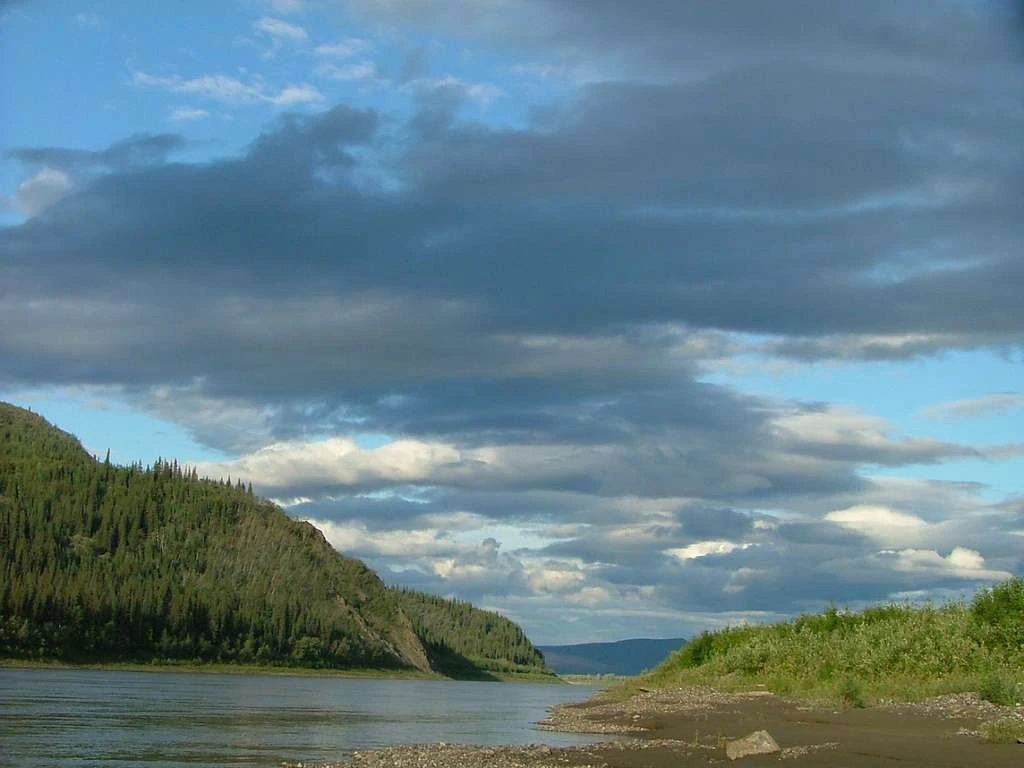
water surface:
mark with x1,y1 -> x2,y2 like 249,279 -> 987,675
0,668 -> 605,767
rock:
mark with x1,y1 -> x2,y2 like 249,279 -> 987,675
725,730 -> 781,761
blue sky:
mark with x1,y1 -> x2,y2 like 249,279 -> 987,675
2,0 -> 1023,644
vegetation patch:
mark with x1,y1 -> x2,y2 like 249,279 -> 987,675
978,717 -> 1024,744
393,589 -> 555,680
978,675 -> 1023,707
636,579 -> 1024,706
0,403 -> 552,680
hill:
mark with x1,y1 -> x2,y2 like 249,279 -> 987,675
636,585 -> 1024,706
538,638 -> 686,676
394,589 -> 555,680
0,402 -> 552,679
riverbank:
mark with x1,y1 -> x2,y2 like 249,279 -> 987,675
0,658 -> 561,683
293,685 -> 1024,767
0,658 -> 442,679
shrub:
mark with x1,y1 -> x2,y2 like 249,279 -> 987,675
673,631 -> 716,668
971,577 -> 1024,650
837,677 -> 866,708
978,674 -> 1023,707
979,717 -> 1024,744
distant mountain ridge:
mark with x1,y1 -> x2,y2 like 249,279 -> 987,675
538,637 -> 687,676
0,402 -> 553,680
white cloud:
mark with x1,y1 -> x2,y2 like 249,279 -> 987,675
253,16 -> 307,43
774,408 -> 903,450
411,75 -> 504,105
133,72 -> 264,104
772,405 -> 972,465
825,504 -> 928,536
269,83 -> 323,105
196,435 -> 463,490
525,562 -> 586,594
665,540 -> 752,560
264,0 -> 306,15
924,393 -> 1024,420
133,71 -> 321,106
314,38 -> 372,58
75,12 -> 100,29
252,16 -> 308,58
315,61 -> 377,81
881,547 -> 1012,581
167,106 -> 210,122
310,520 -> 462,558
823,504 -> 951,550
15,168 -> 72,216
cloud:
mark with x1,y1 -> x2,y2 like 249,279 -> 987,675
825,505 -> 929,546
253,16 -> 307,43
771,407 -> 978,466
409,76 -> 504,106
167,106 -> 210,122
252,15 -> 308,58
255,0 -> 306,14
314,38 -> 372,58
315,61 -> 377,82
881,547 -> 1012,581
269,83 -> 324,105
74,12 -> 100,29
10,133 -> 187,172
666,540 -> 753,560
5,1 -> 1024,640
924,393 -> 1024,420
14,168 -> 72,216
194,436 -> 465,495
133,71 -> 322,106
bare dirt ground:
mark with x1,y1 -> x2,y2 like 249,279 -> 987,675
286,686 -> 1024,767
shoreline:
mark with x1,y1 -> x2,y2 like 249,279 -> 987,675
0,658 -> 562,683
287,685 -> 1024,768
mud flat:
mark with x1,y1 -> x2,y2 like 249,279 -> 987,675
286,686 -> 1024,767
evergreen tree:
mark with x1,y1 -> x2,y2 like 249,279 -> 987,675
0,403 -> 553,678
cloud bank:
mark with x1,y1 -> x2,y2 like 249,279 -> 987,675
3,0 -> 1022,641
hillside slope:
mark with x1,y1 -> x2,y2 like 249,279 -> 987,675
0,403 -> 552,678
395,589 -> 556,680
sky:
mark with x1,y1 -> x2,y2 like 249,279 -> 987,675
2,0 -> 1024,645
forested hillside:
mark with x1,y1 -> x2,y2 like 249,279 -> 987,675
0,403 -> 552,678
394,589 -> 554,679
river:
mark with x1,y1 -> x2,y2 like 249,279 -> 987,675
0,667 -> 605,767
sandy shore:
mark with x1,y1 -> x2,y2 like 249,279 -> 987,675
285,685 -> 1024,767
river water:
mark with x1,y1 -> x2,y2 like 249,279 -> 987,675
0,668 -> 605,768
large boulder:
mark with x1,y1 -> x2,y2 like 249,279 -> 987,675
725,730 -> 781,760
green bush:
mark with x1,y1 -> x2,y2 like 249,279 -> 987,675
978,674 -> 1023,707
837,677 -> 866,708
971,578 -> 1024,650
979,717 -> 1024,744
639,581 -> 1024,704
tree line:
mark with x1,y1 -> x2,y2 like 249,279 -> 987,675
0,403 -> 552,678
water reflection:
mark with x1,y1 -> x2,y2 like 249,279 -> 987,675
0,668 -> 605,768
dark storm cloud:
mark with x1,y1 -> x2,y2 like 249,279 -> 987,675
10,133 -> 188,172
677,506 -> 753,540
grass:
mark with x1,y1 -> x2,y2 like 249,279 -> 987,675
633,578 -> 1024,707
978,675 -> 1023,707
979,717 -> 1024,744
